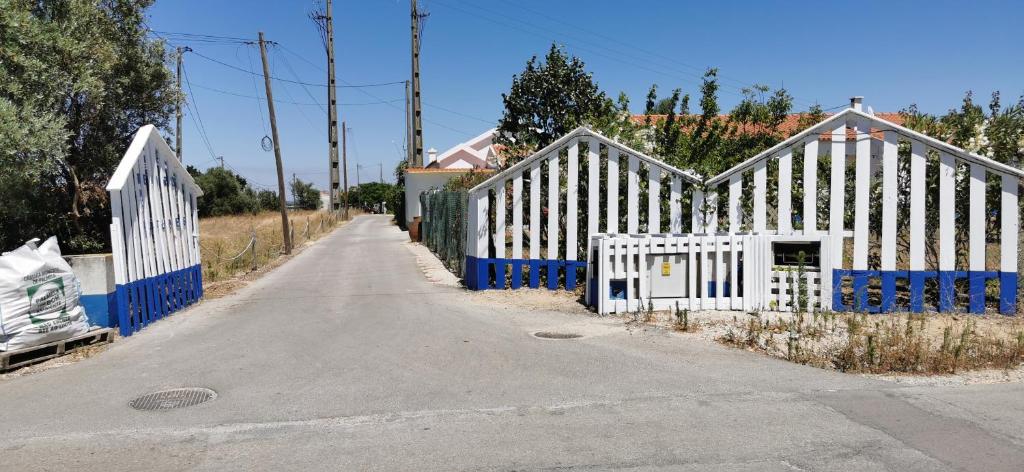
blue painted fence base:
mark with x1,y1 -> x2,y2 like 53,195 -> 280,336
464,257 -> 587,291
832,269 -> 1013,315
115,264 -> 204,337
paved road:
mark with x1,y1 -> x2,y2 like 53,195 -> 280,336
2,215 -> 1023,471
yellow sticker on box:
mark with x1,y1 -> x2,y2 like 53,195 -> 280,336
661,261 -> 671,276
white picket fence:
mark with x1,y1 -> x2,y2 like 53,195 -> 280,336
106,125 -> 204,336
588,233 -> 835,315
460,101 -> 1022,315
464,127 -> 703,290
704,101 -> 1023,314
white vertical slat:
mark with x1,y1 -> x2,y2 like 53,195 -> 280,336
181,183 -> 196,268
467,190 -> 489,258
852,117 -> 871,270
778,150 -> 793,234
700,236 -> 711,306
627,154 -> 639,234
566,141 -> 579,261
122,168 -> 140,285
625,236 -> 635,310
153,149 -> 174,276
495,183 -> 506,260
587,138 -> 599,240
939,152 -> 956,273
109,190 -> 127,285
909,141 -> 926,271
829,121 -> 847,267
969,163 -> 986,272
607,148 -> 619,233
637,237 -> 649,303
803,139 -> 819,233
753,159 -> 767,232
706,190 -> 719,234
648,166 -> 662,233
512,174 -> 523,260
730,235 -> 739,309
136,152 -> 156,281
670,176 -> 682,233
881,131 -> 898,272
714,237 -> 725,309
530,161 -> 541,259
728,174 -> 741,233
189,187 -> 201,266
547,153 -> 560,261
778,270 -> 790,311
1001,174 -> 1019,274
692,189 -> 705,233
687,236 -> 697,308
819,235 -> 832,311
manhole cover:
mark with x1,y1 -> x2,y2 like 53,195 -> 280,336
130,388 -> 217,411
533,331 -> 582,340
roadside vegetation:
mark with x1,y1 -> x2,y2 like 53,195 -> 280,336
199,209 -> 356,285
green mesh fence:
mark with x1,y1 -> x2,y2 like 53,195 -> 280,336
420,190 -> 468,277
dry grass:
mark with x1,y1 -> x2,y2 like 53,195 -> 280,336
199,209 -> 360,286
714,310 -> 1024,375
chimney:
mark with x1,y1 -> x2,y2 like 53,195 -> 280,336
850,96 -> 864,112
426,148 -> 438,166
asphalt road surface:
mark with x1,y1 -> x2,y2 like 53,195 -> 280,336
2,215 -> 1023,471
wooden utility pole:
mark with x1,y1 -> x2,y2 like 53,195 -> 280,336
410,0 -> 425,167
341,121 -> 349,219
175,46 -> 191,161
258,31 -> 292,255
324,0 -> 341,212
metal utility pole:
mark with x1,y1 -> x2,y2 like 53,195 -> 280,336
175,46 -> 191,161
356,164 -> 361,186
410,0 -> 427,167
405,80 -> 413,166
258,31 -> 292,255
217,156 -> 224,169
341,121 -> 349,219
379,163 -> 383,183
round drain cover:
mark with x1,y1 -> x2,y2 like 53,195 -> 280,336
130,387 -> 217,411
533,331 -> 582,339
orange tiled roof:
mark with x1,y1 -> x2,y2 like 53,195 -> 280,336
631,112 -> 905,140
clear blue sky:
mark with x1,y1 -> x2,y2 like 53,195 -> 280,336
148,0 -> 1024,191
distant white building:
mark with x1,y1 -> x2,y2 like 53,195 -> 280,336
425,128 -> 498,169
405,128 -> 500,228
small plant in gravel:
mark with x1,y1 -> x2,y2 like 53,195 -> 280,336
672,302 -> 693,332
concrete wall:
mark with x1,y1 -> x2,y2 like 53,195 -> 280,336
405,172 -> 460,223
65,254 -> 117,328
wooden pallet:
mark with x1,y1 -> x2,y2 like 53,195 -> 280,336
1,328 -> 114,371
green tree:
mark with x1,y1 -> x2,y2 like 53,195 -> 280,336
256,189 -> 279,212
290,178 -> 322,211
0,0 -> 176,253
192,167 -> 258,217
495,44 -> 615,165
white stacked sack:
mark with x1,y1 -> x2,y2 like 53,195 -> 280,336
0,237 -> 91,351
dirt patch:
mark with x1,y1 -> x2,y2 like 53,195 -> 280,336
466,288 -> 589,315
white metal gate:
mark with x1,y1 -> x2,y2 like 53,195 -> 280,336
587,233 -> 836,315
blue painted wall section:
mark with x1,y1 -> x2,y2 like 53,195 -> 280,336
464,257 -> 587,291
113,264 -> 203,337
832,269 -> 1012,314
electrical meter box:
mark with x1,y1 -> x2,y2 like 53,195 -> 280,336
646,253 -> 688,298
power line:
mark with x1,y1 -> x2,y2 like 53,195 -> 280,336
423,102 -> 494,125
191,50 -> 404,88
181,65 -> 217,159
185,81 -> 404,106
430,0 -> 823,109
